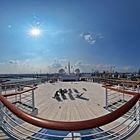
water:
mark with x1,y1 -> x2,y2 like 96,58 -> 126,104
4,78 -> 35,83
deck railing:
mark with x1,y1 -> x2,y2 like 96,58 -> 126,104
0,84 -> 140,139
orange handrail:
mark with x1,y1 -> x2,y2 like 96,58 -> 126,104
0,90 -> 140,131
3,87 -> 37,97
121,81 -> 139,86
103,85 -> 138,96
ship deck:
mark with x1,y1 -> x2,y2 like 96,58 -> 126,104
0,81 -> 139,139
35,81 -> 109,121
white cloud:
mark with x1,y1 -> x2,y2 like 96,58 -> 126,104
80,32 -> 104,45
117,66 -> 136,73
97,33 -> 104,39
0,58 -> 137,74
74,62 -> 106,73
75,61 -> 82,66
80,32 -> 96,45
46,29 -> 72,38
8,24 -> 12,29
47,59 -> 68,73
51,62 -> 62,69
0,59 -> 41,74
75,63 -> 137,73
9,60 -> 19,65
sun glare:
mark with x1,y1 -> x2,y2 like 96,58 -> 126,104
29,28 -> 42,37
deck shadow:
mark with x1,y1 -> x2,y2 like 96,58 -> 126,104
83,88 -> 87,91
52,96 -> 62,102
68,89 -> 75,100
76,96 -> 89,101
68,93 -> 75,100
61,93 -> 67,100
73,88 -> 79,93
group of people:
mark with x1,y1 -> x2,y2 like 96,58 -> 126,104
53,88 -> 68,100
53,88 -> 86,101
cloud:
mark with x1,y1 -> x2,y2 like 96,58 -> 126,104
8,59 -> 31,66
9,60 -> 19,65
80,32 -> 104,45
2,59 -> 39,73
46,28 -> 72,38
0,61 -> 5,64
75,61 -> 82,66
75,63 -> 101,72
51,62 -> 62,69
80,32 -> 96,45
51,30 -> 72,36
51,59 -> 68,68
97,33 -> 104,39
8,24 -> 12,29
75,62 -> 137,73
47,59 -> 67,73
74,62 -> 117,73
0,57 -> 137,74
118,66 -> 136,72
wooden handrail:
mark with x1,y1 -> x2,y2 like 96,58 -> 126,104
3,87 -> 37,97
121,81 -> 139,86
103,85 -> 138,96
0,91 -> 140,131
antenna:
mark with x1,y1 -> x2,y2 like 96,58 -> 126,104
68,62 -> 70,75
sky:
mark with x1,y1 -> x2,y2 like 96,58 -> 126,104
0,0 -> 140,74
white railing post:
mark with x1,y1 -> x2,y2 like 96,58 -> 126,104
15,94 -> 17,102
123,93 -> 125,101
0,102 -> 4,127
32,89 -> 35,111
0,85 -> 3,126
135,101 -> 140,125
4,85 -> 7,94
0,85 -> 2,126
19,94 -> 21,103
105,87 -> 108,109
0,85 -> 2,94
71,132 -> 74,140
122,84 -> 125,101
137,84 -> 140,93
139,100 -> 140,125
0,103 -> 2,126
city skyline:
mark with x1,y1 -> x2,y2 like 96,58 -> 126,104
0,0 -> 140,73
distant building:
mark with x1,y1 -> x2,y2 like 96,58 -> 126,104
59,62 -> 79,81
60,74 -> 79,81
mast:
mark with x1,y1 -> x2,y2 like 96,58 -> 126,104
68,62 -> 70,75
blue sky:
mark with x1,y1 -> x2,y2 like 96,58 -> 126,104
0,0 -> 140,73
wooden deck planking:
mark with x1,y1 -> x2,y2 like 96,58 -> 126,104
34,82 -> 108,121
1,81 -> 139,139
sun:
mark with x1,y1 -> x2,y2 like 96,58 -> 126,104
30,28 -> 41,36
28,27 -> 42,37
